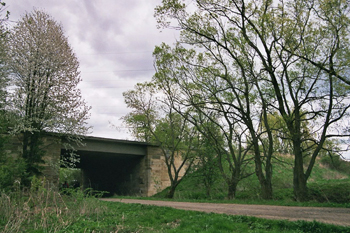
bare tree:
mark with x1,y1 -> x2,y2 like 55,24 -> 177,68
6,10 -> 91,181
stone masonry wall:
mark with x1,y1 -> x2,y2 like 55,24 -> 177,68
122,156 -> 148,196
40,136 -> 61,189
145,146 -> 187,196
5,134 -> 185,197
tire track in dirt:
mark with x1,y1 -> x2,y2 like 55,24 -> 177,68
102,198 -> 350,227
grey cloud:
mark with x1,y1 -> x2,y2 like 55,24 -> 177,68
8,0 -> 177,140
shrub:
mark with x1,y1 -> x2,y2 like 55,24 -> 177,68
321,155 -> 350,176
309,181 -> 350,203
273,188 -> 294,201
0,135 -> 28,193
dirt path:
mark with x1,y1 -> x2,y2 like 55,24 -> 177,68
103,198 -> 350,227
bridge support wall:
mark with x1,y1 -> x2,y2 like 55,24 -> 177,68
6,135 -> 180,197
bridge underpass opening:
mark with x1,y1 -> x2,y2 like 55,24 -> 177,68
61,149 -> 145,197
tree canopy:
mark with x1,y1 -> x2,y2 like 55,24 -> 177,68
0,0 -> 8,111
154,0 -> 350,201
5,10 -> 91,180
123,82 -> 199,198
7,10 -> 91,136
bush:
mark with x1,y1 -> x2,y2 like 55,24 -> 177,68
272,188 -> 294,201
308,181 -> 350,203
0,135 -> 28,193
321,155 -> 350,176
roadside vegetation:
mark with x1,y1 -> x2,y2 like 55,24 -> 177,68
1,180 -> 349,233
1,157 -> 349,232
154,153 -> 350,207
1,0 -> 350,232
121,0 -> 350,203
0,177 -> 102,232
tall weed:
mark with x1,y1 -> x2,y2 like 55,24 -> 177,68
0,177 -> 106,232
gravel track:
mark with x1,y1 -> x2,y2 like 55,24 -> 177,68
102,198 -> 350,227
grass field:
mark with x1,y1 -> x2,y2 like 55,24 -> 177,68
1,156 -> 350,232
1,190 -> 350,233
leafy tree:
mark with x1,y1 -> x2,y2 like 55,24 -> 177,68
155,0 -> 350,201
261,113 -> 292,155
190,119 -> 222,198
6,10 -> 91,184
123,82 -> 198,198
0,1 -> 29,192
0,0 -> 8,110
256,0 -> 350,201
122,83 -> 158,142
153,42 -> 272,199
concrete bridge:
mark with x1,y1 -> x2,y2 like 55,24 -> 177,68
62,136 -> 168,196
9,135 -> 177,196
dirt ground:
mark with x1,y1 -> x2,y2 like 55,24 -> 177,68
103,198 -> 350,227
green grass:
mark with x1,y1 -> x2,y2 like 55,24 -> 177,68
2,156 -> 350,232
1,182 -> 350,232
151,154 -> 350,208
61,201 -> 350,232
3,197 -> 349,233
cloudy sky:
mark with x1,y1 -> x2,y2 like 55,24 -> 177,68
5,1 -> 350,160
6,0 -> 178,140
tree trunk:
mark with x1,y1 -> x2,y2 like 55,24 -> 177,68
293,153 -> 308,201
205,185 -> 211,198
166,185 -> 177,198
22,131 -> 44,185
262,155 -> 273,200
22,131 -> 30,160
292,128 -> 309,202
260,178 -> 273,200
254,148 -> 273,199
293,107 -> 309,201
227,181 -> 238,200
22,131 -> 34,186
248,117 -> 273,200
254,159 -> 273,200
